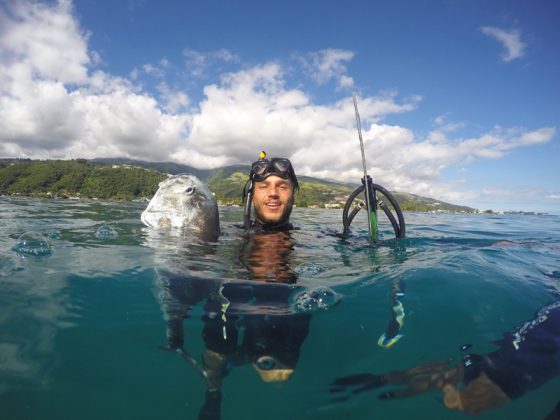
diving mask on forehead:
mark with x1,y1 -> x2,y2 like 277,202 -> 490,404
250,158 -> 298,186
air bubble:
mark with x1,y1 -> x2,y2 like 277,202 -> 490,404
46,230 -> 61,240
12,231 -> 52,257
294,262 -> 325,277
292,287 -> 340,313
95,224 -> 119,240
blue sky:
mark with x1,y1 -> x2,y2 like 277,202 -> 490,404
0,0 -> 559,212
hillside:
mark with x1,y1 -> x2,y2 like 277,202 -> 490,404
0,158 -> 476,212
0,159 -> 166,200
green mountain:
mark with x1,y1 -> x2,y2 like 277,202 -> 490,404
0,158 -> 476,212
390,192 -> 474,213
90,157 -> 215,180
0,159 -> 166,200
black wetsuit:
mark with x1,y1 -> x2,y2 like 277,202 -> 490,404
201,281 -> 310,370
161,223 -> 310,374
463,300 -> 560,399
238,219 -> 297,233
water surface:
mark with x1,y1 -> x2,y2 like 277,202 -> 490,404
1,197 -> 559,419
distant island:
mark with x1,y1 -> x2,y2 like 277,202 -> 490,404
0,158 -> 543,215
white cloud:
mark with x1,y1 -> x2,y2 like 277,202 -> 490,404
183,48 -> 238,77
427,118 -> 464,144
0,0 -> 191,161
297,49 -> 355,90
156,82 -> 190,113
142,63 -> 165,78
0,1 -> 555,206
0,0 -> 90,84
480,26 -> 527,62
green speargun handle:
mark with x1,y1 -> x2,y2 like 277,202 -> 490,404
362,175 -> 379,241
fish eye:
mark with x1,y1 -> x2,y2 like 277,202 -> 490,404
255,355 -> 276,370
185,186 -> 196,195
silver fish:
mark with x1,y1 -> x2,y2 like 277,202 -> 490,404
141,174 -> 220,240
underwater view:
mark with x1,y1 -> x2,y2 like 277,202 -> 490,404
1,197 -> 559,420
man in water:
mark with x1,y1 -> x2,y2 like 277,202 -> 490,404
160,153 -> 310,419
195,154 -> 306,419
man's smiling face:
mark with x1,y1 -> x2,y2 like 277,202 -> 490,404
252,175 -> 294,225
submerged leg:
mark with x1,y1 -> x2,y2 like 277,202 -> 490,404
378,276 -> 405,348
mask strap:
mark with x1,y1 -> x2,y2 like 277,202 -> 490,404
243,180 -> 253,229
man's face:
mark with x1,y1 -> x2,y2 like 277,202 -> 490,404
252,175 -> 294,225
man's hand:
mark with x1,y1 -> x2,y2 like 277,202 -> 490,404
330,360 -> 461,402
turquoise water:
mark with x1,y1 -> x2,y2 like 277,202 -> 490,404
1,197 -> 559,420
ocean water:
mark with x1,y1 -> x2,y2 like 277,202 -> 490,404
1,197 -> 559,420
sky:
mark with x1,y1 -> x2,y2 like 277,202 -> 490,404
0,0 -> 559,212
